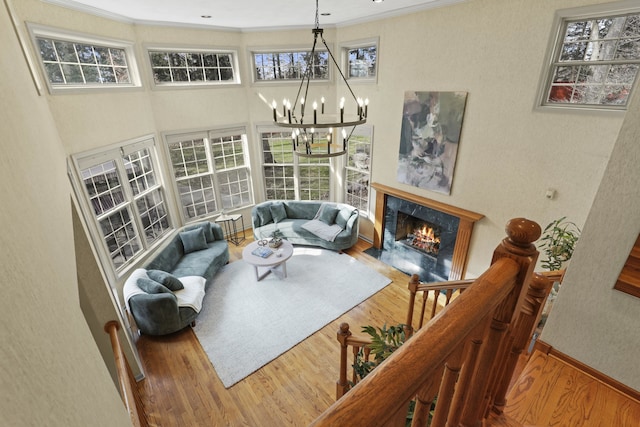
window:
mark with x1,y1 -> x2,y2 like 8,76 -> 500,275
542,7 -> 640,109
148,48 -> 240,86
252,50 -> 329,81
29,25 -> 140,92
346,45 -> 377,80
298,155 -> 330,201
261,131 -> 296,200
72,137 -> 171,272
260,128 -> 332,201
166,129 -> 253,221
345,129 -> 373,213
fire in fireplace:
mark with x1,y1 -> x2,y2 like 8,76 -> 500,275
395,212 -> 441,257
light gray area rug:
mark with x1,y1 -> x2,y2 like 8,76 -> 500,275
193,246 -> 391,388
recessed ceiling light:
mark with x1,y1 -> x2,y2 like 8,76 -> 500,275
201,15 -> 212,18
373,0 -> 384,3
321,12 -> 331,16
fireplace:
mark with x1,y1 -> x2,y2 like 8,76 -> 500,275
369,183 -> 484,282
395,212 -> 441,257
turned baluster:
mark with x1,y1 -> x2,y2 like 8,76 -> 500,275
459,218 -> 540,427
404,274 -> 420,337
336,322 -> 352,399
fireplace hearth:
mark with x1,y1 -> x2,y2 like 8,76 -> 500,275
369,183 -> 484,282
395,212 -> 441,258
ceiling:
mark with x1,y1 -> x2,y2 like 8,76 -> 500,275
46,0 -> 466,31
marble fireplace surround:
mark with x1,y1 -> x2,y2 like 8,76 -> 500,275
371,183 -> 484,281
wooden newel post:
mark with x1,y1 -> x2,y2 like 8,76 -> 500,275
490,272 -> 552,414
336,322 -> 352,399
459,218 -> 540,427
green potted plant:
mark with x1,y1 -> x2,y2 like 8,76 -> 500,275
539,216 -> 581,271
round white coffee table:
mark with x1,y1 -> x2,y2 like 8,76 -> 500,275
242,240 -> 294,281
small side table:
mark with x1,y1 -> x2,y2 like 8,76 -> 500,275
215,213 -> 246,246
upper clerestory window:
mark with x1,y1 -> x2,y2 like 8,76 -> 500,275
540,4 -> 640,110
252,50 -> 329,82
147,48 -> 240,87
28,24 -> 141,93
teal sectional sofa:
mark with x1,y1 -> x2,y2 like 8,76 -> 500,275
123,221 -> 229,336
251,200 -> 359,251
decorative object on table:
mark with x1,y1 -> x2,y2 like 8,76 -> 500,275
397,91 -> 468,195
251,246 -> 273,259
269,229 -> 283,248
193,247 -> 392,388
269,0 -> 368,159
539,216 -> 581,271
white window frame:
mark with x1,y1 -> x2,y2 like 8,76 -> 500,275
344,126 -> 374,216
249,46 -> 332,85
146,45 -> 241,88
69,135 -> 173,278
341,38 -> 379,84
28,23 -> 142,94
537,1 -> 640,111
164,127 -> 254,223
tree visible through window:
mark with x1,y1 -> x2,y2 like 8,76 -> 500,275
253,50 -> 329,81
544,12 -> 640,108
166,130 -> 253,222
148,49 -> 237,85
75,139 -> 171,272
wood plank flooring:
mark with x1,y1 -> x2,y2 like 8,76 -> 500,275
134,234 -> 640,426
135,236 -> 422,426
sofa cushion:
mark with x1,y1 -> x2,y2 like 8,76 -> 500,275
270,202 -> 288,223
284,201 -> 322,219
137,277 -> 172,294
184,221 -> 215,242
255,204 -> 273,225
180,228 -> 208,253
319,205 -> 340,225
147,269 -> 184,291
335,207 -> 354,229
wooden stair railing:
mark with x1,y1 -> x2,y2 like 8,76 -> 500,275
336,277 -> 472,399
311,218 -> 542,427
104,321 -> 148,427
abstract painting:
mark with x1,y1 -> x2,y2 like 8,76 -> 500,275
397,91 -> 468,194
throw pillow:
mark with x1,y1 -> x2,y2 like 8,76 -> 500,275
255,204 -> 273,225
137,277 -> 172,294
147,270 -> 184,291
184,222 -> 214,242
319,206 -> 340,225
335,207 -> 353,229
270,202 -> 287,223
180,228 -> 208,254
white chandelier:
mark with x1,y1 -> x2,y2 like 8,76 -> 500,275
271,0 -> 368,158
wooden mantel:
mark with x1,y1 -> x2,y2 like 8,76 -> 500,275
371,183 -> 484,280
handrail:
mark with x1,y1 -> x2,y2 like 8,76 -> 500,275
313,217 -> 542,427
104,321 -> 147,427
314,258 -> 520,426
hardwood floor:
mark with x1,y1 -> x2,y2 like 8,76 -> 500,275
135,236 -> 420,426
134,234 -> 640,426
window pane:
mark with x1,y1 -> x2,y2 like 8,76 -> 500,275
346,169 -> 369,211
82,161 -> 125,216
36,36 -> 133,88
136,189 -> 170,244
546,12 -> 640,108
149,50 -> 237,85
264,165 -> 295,200
100,207 -> 141,270
168,139 -> 209,178
253,49 -> 329,81
177,176 -> 217,219
299,165 -> 330,201
218,169 -> 251,209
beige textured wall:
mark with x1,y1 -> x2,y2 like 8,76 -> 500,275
541,71 -> 640,390
0,1 -> 131,425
